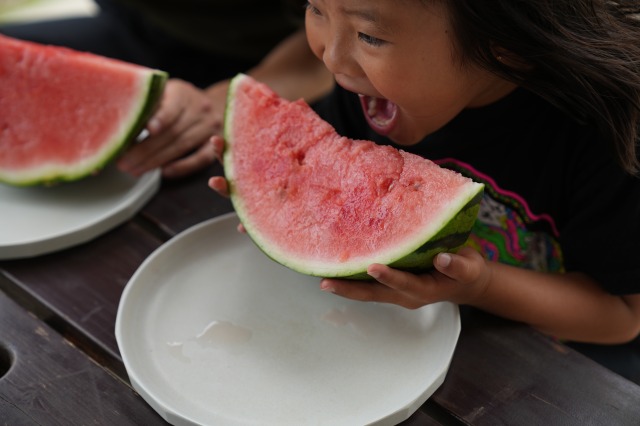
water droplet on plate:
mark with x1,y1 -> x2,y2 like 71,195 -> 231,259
195,320 -> 253,347
167,320 -> 253,362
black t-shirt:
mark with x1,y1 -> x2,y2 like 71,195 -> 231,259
314,86 -> 640,295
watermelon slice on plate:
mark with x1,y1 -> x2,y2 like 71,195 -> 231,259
223,74 -> 484,278
0,34 -> 167,186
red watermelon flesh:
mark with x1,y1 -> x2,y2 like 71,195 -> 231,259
0,34 -> 167,186
223,74 -> 484,278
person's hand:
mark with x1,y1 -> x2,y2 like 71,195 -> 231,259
208,174 -> 229,197
207,135 -> 247,232
207,135 -> 229,195
117,78 -> 229,178
319,247 -> 492,309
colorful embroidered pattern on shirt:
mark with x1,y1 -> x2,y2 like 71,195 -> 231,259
437,158 -> 564,273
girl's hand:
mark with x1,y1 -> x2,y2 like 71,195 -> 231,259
207,135 -> 229,197
208,175 -> 229,198
320,247 -> 492,309
117,78 -> 226,178
207,135 -> 247,232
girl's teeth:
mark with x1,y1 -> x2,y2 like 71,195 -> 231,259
358,93 -> 397,135
367,98 -> 378,116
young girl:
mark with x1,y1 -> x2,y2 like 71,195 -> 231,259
211,0 -> 640,379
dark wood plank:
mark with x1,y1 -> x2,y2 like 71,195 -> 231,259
141,163 -> 233,236
0,221 -> 163,378
401,401 -> 462,425
0,289 -> 166,425
431,308 -> 640,425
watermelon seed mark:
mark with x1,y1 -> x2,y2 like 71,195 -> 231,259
402,179 -> 423,191
378,177 -> 395,195
293,150 -> 306,165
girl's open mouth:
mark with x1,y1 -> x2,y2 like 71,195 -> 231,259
358,94 -> 398,136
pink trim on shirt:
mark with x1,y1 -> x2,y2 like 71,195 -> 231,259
435,157 -> 560,237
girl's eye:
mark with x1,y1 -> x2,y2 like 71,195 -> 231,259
304,1 -> 321,16
358,32 -> 386,47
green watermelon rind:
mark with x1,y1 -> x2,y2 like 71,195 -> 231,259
224,73 -> 485,279
0,70 -> 167,187
344,192 -> 482,279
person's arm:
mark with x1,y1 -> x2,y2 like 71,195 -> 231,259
242,28 -> 334,103
118,29 -> 332,179
320,247 -> 640,344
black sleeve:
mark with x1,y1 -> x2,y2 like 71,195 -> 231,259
559,137 -> 640,295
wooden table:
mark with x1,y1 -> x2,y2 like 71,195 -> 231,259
2,163 -> 639,425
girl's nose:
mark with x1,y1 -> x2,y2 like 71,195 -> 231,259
319,31 -> 357,77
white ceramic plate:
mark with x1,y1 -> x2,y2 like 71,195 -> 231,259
0,167 -> 160,259
116,212 -> 460,426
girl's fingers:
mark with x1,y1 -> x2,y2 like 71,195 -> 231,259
433,247 -> 486,283
366,263 -> 415,292
210,135 -> 225,162
432,247 -> 492,304
366,264 -> 443,308
320,278 -> 394,303
321,269 -> 430,309
208,176 -> 229,196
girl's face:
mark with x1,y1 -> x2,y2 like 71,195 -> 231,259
305,0 -> 517,145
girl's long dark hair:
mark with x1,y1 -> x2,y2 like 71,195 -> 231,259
445,0 -> 640,175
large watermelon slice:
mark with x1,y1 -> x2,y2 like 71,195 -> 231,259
223,74 -> 484,278
0,34 -> 167,186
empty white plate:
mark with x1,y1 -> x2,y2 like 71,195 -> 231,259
116,212 -> 460,426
